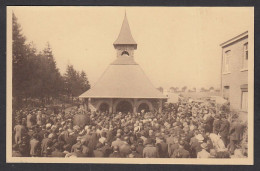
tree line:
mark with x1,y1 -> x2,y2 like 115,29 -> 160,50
157,86 -> 219,93
12,13 -> 90,108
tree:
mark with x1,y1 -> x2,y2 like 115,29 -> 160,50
209,87 -> 214,91
200,87 -> 206,92
182,86 -> 187,92
79,71 -> 91,93
157,87 -> 164,93
12,13 -> 91,107
12,13 -> 28,101
64,65 -> 91,101
42,43 -> 63,99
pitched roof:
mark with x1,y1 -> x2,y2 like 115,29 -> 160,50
113,14 -> 137,49
79,64 -> 166,99
111,54 -> 137,65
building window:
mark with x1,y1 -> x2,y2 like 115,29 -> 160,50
241,84 -> 248,112
223,86 -> 230,100
223,50 -> 231,73
242,43 -> 248,70
241,91 -> 248,111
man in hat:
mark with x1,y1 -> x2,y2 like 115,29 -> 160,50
119,136 -> 131,157
168,137 -> 179,157
203,112 -> 214,133
171,140 -> 190,158
143,138 -> 159,158
101,140 -> 113,157
26,112 -> 33,129
71,137 -> 82,153
71,146 -> 84,157
109,146 -> 122,158
111,133 -> 124,149
219,115 -> 230,146
41,132 -> 52,156
30,133 -> 40,157
127,145 -> 142,158
99,131 -> 107,144
213,114 -> 221,134
93,142 -> 105,157
51,143 -> 65,157
36,111 -> 42,126
229,120 -> 245,154
136,139 -> 144,156
156,134 -> 168,158
14,120 -> 26,144
166,130 -> 176,155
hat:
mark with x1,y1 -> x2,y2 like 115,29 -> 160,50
179,140 -> 185,146
196,134 -> 204,142
130,145 -> 136,151
48,133 -> 54,139
79,130 -> 85,135
51,125 -> 56,130
73,125 -> 80,130
46,123 -> 52,129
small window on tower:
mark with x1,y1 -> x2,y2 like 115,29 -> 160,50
242,42 -> 248,70
121,51 -> 129,56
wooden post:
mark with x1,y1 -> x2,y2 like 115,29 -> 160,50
159,99 -> 162,113
88,98 -> 91,112
109,99 -> 113,114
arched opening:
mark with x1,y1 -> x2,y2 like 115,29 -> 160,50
116,101 -> 133,113
138,103 -> 150,113
99,103 -> 109,113
121,51 -> 129,56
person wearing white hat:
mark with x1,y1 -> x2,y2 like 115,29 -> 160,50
46,123 -> 52,129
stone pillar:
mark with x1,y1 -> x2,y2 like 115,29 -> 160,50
84,98 -> 87,113
109,99 -> 113,114
159,99 -> 162,113
133,99 -> 137,114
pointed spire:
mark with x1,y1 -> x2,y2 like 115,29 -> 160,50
114,13 -> 137,49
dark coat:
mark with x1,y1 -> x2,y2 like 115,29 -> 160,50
143,145 -> 159,158
171,148 -> 190,158
229,122 -> 244,141
213,119 -> 222,134
136,144 -> 144,155
109,151 -> 123,158
157,141 -> 168,158
219,119 -> 230,138
93,149 -> 105,157
51,150 -> 66,157
204,116 -> 214,132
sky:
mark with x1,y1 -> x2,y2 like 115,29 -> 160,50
11,7 -> 253,90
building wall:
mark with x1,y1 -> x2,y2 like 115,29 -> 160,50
221,36 -> 248,111
86,98 -> 161,114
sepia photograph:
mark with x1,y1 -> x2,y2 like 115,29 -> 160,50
6,6 -> 254,164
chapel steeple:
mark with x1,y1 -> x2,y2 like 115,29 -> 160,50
113,13 -> 137,60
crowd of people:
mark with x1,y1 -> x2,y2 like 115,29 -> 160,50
12,100 -> 248,158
